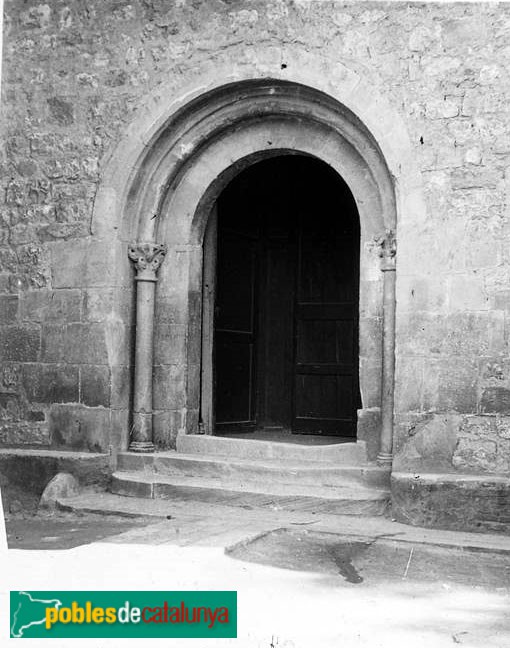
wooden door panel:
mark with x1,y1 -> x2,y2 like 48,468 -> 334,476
293,198 -> 359,436
215,233 -> 255,333
258,242 -> 293,429
294,374 -> 355,435
214,229 -> 257,429
215,335 -> 254,424
295,375 -> 353,418
296,319 -> 355,365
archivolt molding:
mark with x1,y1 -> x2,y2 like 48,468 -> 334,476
92,49 -> 423,243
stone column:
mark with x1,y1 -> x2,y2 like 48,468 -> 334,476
128,242 -> 167,453
377,231 -> 397,467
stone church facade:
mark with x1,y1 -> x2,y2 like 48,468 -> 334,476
1,0 -> 510,532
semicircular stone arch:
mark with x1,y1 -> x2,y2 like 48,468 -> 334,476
111,74 -> 405,462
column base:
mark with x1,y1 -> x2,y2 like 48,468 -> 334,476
376,451 -> 393,467
129,441 -> 155,453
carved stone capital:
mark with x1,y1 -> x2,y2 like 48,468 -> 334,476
128,241 -> 167,282
377,230 -> 396,271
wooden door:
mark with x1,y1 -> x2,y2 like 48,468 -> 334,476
214,224 -> 258,431
292,189 -> 359,436
210,155 -> 359,437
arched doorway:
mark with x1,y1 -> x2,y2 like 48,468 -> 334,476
203,155 -> 361,441
95,73 -> 411,463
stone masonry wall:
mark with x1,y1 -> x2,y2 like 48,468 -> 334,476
1,0 -> 510,465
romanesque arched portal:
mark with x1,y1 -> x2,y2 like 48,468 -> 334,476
92,58 -> 420,463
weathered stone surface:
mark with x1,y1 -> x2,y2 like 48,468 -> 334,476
39,471 -> 79,510
436,358 -> 478,414
20,289 -> 81,323
392,472 -> 510,534
80,364 -> 111,407
153,364 -> 186,410
0,449 -> 110,495
356,408 -> 380,462
41,323 -> 109,364
0,326 -> 40,362
0,422 -> 49,446
0,296 -> 19,325
110,365 -> 131,410
480,387 -> 510,415
22,363 -> 79,404
393,415 -> 460,472
48,404 -> 110,452
452,415 -> 510,473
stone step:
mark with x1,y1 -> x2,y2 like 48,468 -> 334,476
110,471 -> 390,516
117,452 -> 390,489
176,434 -> 366,464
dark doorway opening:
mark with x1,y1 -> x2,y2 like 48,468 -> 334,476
209,155 -> 360,438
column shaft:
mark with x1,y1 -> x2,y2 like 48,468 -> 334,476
377,231 -> 396,467
128,242 -> 167,453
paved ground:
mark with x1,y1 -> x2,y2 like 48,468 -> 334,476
2,492 -> 510,647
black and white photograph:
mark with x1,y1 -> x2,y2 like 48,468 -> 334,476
0,0 -> 509,645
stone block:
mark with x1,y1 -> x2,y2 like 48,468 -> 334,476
39,472 -> 80,510
0,296 -> 19,325
0,363 -> 22,391
496,439 -> 510,473
480,387 -> 510,415
40,324 -> 66,362
153,409 -> 184,449
394,358 -> 422,413
393,414 -> 460,472
20,289 -> 81,323
359,280 -> 383,318
437,358 -> 478,414
49,404 -> 110,452
359,358 -> 381,409
396,312 -> 447,356
421,359 -> 440,411
153,364 -> 186,410
153,324 -> 187,365
47,97 -> 74,126
358,317 -> 382,359
80,364 -> 111,407
444,312 -> 505,357
185,364 -> 201,409
496,417 -> 510,439
453,437 -> 498,472
0,326 -> 40,362
452,415 -> 498,472
396,275 -> 447,313
448,275 -> 489,311
0,392 -> 24,422
50,240 -> 88,288
391,472 -> 510,534
0,450 -> 110,496
22,363 -> 79,403
104,321 -> 133,367
82,287 -> 133,323
85,239 -> 122,288
110,409 -> 130,453
0,421 -> 49,446
356,408 -> 380,461
65,323 -> 109,364
425,97 -> 459,119
111,365 -> 131,409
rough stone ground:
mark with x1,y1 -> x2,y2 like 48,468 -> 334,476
2,492 -> 510,647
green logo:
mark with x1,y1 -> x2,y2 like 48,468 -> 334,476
10,591 -> 237,638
